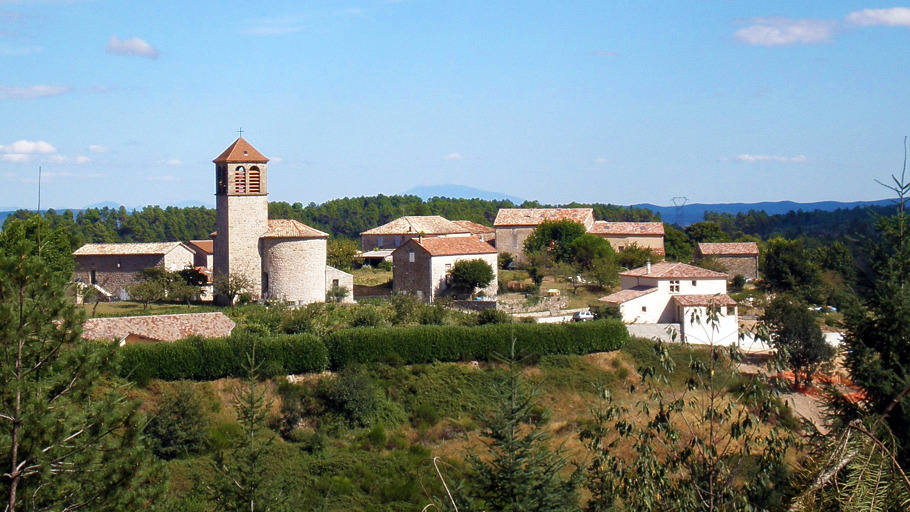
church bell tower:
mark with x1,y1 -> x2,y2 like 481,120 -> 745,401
213,137 -> 269,301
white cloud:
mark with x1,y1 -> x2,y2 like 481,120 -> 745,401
847,7 -> 910,27
1,154 -> 29,163
0,85 -> 70,99
144,175 -> 181,182
443,153 -> 464,160
270,156 -> 283,164
105,36 -> 159,59
44,154 -> 90,164
6,171 -> 103,184
0,45 -> 42,56
164,159 -> 181,166
0,140 -> 56,154
242,16 -> 304,36
733,154 -> 808,163
88,144 -> 109,153
734,17 -> 836,46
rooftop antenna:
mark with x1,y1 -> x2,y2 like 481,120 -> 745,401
671,196 -> 688,226
37,166 -> 42,214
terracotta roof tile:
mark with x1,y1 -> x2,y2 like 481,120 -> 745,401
598,285 -> 657,304
451,220 -> 495,235
263,219 -> 329,239
402,237 -> 498,257
73,242 -> 190,256
187,240 -> 213,254
82,312 -> 236,343
697,242 -> 759,256
673,294 -> 738,307
493,208 -> 594,227
213,137 -> 268,163
620,261 -> 729,279
361,216 -> 468,236
590,221 -> 665,236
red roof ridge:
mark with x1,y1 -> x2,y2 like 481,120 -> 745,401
213,137 -> 269,163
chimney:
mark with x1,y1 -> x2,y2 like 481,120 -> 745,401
646,259 -> 651,274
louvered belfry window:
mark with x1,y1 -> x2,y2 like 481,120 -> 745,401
234,166 -> 247,193
248,166 -> 261,193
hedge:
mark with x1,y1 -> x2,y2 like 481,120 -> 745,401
118,332 -> 329,382
324,319 -> 628,369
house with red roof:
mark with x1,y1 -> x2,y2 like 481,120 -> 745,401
392,237 -> 498,302
695,242 -> 760,280
493,208 -> 595,262
599,261 -> 739,344
589,221 -> 665,255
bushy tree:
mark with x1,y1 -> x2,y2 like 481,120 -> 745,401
761,295 -> 835,388
213,272 -> 254,306
664,224 -> 694,262
761,237 -> 821,298
146,381 -> 212,460
450,259 -> 495,295
568,234 -> 614,269
685,221 -> 732,244
524,219 -> 588,263
327,236 -> 359,271
0,217 -> 158,511
616,242 -> 662,270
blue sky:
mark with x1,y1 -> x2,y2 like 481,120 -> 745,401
1,1 -> 909,210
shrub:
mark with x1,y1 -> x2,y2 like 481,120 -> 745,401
146,381 -> 212,459
476,308 -> 510,325
324,319 -> 628,369
118,332 -> 329,382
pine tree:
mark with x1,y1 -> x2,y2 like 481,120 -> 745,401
0,216 -> 158,511
464,340 -> 580,512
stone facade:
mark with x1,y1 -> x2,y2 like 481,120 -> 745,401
214,194 -> 268,299
326,266 -> 355,303
261,237 -> 327,304
392,244 -> 432,301
392,238 -> 498,302
713,255 -> 759,280
494,226 -> 536,263
73,243 -> 196,299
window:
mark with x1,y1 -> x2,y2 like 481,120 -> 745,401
332,279 -> 339,287
248,166 -> 261,193
262,272 -> 269,294
394,235 -> 401,246
669,280 -> 680,293
641,306 -> 647,312
692,280 -> 697,286
234,166 -> 247,193
90,270 -> 97,285
377,236 -> 384,247
216,164 -> 228,194
408,251 -> 415,263
511,228 -> 518,248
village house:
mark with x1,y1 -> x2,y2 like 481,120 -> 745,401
73,241 -> 196,300
451,220 -> 496,244
392,237 -> 498,302
212,137 -> 352,304
493,208 -> 595,262
599,261 -> 738,345
589,221 -> 665,255
186,239 -> 214,270
695,242 -> 760,280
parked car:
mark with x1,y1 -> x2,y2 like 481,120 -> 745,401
572,311 -> 594,322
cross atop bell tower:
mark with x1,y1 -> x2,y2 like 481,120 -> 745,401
213,137 -> 269,196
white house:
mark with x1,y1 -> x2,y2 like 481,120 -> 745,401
599,261 -> 739,345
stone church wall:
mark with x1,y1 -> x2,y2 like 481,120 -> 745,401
214,194 -> 268,298
262,238 -> 327,304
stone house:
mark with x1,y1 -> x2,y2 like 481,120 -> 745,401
695,242 -> 760,280
451,220 -> 496,244
212,137 -> 344,305
492,208 -> 595,262
599,261 -> 738,345
392,237 -> 498,302
186,239 -> 214,270
589,221 -> 665,255
360,215 -> 471,251
73,242 -> 196,300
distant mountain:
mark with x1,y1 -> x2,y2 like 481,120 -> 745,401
635,199 -> 894,226
405,184 -> 525,204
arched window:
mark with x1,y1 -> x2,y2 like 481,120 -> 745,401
234,166 -> 246,193
248,166 -> 261,193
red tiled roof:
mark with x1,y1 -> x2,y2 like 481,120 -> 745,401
493,208 -> 594,227
452,220 -> 495,235
187,240 -> 213,254
73,242 -> 190,256
82,312 -> 235,343
598,285 -> 657,304
620,262 -> 729,279
361,216 -> 467,236
263,219 -> 329,239
697,242 -> 759,256
213,137 -> 268,163
590,221 -> 665,236
673,294 -> 738,307
409,237 -> 498,256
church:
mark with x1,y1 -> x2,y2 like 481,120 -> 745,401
212,137 -> 353,304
